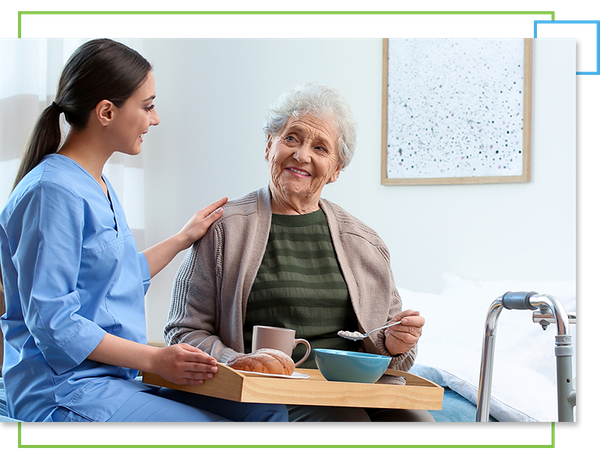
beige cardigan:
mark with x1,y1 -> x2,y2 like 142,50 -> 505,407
165,186 -> 417,371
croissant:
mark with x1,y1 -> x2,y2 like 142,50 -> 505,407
228,348 -> 295,375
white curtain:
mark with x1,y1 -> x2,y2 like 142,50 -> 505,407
0,38 -> 146,248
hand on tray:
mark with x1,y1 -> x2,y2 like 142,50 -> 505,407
150,343 -> 218,385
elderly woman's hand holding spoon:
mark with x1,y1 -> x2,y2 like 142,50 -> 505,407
383,310 -> 424,356
337,309 -> 423,355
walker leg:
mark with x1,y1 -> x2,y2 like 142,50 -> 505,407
529,294 -> 576,422
475,292 -> 575,422
476,293 -> 537,421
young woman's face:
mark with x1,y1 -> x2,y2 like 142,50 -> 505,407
109,71 -> 160,155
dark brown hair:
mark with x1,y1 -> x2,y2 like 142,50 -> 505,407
13,39 -> 152,188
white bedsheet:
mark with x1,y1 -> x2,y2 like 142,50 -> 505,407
404,273 -> 576,422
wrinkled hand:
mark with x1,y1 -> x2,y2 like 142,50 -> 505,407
383,309 -> 424,356
152,343 -> 218,385
178,197 -> 228,248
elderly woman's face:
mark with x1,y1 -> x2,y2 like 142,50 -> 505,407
265,114 -> 343,212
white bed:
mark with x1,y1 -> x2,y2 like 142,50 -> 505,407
407,273 -> 576,422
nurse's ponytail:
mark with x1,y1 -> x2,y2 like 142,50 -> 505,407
13,38 -> 152,189
13,103 -> 63,189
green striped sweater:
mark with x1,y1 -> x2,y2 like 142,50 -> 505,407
244,209 -> 359,368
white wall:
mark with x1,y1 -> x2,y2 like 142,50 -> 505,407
135,38 -> 576,342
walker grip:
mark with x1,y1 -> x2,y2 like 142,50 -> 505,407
501,291 -> 538,310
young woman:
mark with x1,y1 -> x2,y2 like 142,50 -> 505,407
0,39 -> 287,422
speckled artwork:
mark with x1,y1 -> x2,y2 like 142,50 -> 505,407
384,39 -> 531,184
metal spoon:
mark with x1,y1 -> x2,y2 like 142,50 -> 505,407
337,319 -> 403,341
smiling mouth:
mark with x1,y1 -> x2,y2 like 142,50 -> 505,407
287,167 -> 310,177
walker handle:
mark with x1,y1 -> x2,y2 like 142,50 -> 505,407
501,291 -> 539,310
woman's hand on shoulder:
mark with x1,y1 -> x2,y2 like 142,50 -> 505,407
143,197 -> 227,278
177,197 -> 228,249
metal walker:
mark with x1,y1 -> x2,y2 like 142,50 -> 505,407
475,292 -> 576,422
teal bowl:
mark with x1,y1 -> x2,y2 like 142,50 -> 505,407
313,349 -> 391,383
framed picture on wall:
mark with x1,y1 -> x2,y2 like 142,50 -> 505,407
382,38 -> 532,185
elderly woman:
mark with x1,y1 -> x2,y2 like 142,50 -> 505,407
165,82 -> 433,422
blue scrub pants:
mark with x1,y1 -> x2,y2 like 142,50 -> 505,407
51,387 -> 288,422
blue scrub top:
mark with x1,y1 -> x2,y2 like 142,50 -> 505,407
0,154 -> 151,421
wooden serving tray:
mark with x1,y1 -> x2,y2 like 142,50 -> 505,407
142,364 -> 443,410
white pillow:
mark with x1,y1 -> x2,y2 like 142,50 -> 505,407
402,273 -> 576,422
